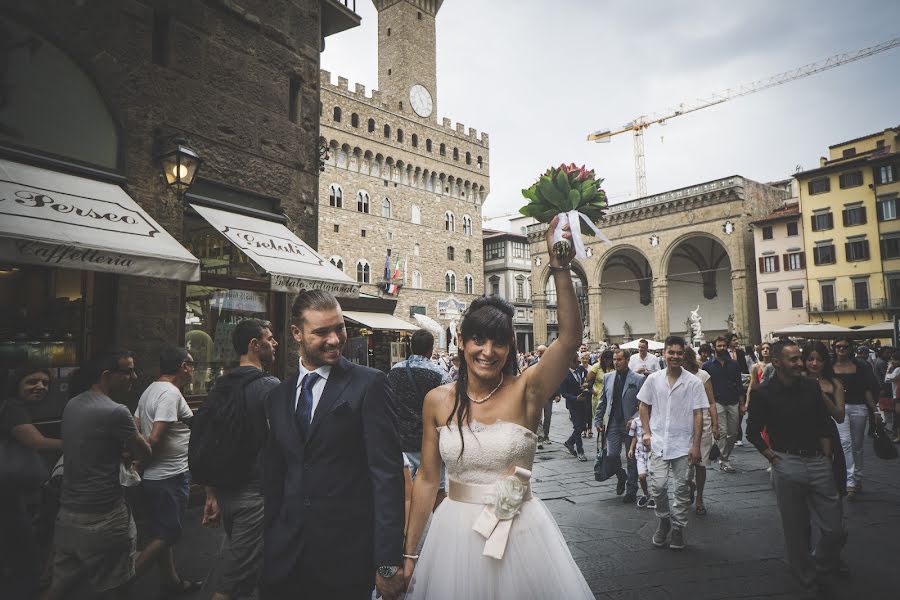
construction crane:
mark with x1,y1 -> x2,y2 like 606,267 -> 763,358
587,36 -> 900,199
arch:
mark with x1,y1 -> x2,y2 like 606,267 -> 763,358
465,151 -> 472,165
0,17 -> 120,170
426,138 -> 433,152
453,147 -> 459,161
464,248 -> 472,263
464,274 -> 474,294
333,106 -> 342,122
462,215 -> 473,235
351,113 -> 359,127
397,128 -> 404,143
664,233 -> 734,338
329,256 -> 344,271
383,124 -> 391,138
328,183 -> 343,208
367,118 -> 376,133
439,143 -> 446,156
477,156 -> 483,169
600,246 -> 655,339
445,211 -> 455,232
382,197 -> 392,218
356,190 -> 370,213
447,245 -> 455,260
411,133 -> 418,148
445,271 -> 457,292
356,260 -> 371,283
660,231 -> 734,277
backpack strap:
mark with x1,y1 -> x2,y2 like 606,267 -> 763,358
405,360 -> 425,400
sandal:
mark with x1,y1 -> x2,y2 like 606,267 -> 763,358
695,506 -> 707,516
160,579 -> 203,598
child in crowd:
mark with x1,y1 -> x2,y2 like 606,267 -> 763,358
627,412 -> 655,509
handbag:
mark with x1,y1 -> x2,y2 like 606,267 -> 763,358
593,431 -> 622,482
0,399 -> 49,491
873,421 -> 898,460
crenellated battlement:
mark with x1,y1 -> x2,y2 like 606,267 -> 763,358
320,69 -> 489,147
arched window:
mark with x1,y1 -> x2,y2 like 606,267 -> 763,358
411,205 -> 421,225
397,129 -> 404,143
490,275 -> 500,296
333,107 -> 342,122
356,261 -> 371,283
329,256 -> 344,271
516,276 -> 526,300
462,215 -> 473,235
357,190 -> 369,213
412,270 -> 422,289
384,124 -> 391,138
453,148 -> 459,161
328,184 -> 343,208
439,143 -> 446,156
445,271 -> 457,292
464,275 -> 474,295
351,113 -> 359,127
368,118 -> 376,133
426,139 -> 433,152
411,134 -> 418,148
465,152 -> 471,165
447,246 -> 455,260
382,197 -> 392,218
477,156 -> 483,169
465,249 -> 472,263
445,211 -> 455,232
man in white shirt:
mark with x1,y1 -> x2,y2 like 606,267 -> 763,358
638,335 -> 706,551
133,346 -> 201,595
629,339 -> 661,375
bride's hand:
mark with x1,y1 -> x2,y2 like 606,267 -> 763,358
545,215 -> 575,267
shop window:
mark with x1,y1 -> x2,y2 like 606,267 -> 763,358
0,17 -> 120,170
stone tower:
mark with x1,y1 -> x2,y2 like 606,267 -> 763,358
373,0 -> 443,122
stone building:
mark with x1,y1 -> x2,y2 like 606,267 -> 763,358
317,0 -> 490,347
0,1 -> 359,415
528,176 -> 787,346
483,229 -> 534,352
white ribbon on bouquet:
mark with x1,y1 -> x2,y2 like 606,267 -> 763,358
551,210 -> 612,259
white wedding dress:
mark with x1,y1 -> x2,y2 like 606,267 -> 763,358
404,419 -> 595,599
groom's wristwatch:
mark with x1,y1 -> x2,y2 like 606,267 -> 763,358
377,565 -> 400,578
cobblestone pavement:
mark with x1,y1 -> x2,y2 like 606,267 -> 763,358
126,401 -> 898,600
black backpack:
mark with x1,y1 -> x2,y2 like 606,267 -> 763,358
188,369 -> 268,489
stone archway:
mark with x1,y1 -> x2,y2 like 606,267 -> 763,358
664,234 -> 734,341
598,246 -> 654,342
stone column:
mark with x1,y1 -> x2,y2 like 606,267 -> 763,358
731,268 -> 750,341
653,278 -> 669,339
532,294 -> 548,346
588,286 -> 603,344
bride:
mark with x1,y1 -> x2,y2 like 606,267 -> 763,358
402,218 -> 595,599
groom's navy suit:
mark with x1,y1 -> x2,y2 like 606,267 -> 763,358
261,356 -> 404,597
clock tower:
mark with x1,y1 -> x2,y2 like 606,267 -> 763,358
373,0 -> 442,121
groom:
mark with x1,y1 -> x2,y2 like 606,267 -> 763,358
260,290 -> 405,599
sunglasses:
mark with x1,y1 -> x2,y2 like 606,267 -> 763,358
834,345 -> 849,350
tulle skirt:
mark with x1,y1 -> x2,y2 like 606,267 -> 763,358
404,496 -> 595,599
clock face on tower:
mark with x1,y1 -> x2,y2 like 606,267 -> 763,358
409,84 -> 433,118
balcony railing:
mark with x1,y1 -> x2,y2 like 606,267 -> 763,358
807,298 -> 893,313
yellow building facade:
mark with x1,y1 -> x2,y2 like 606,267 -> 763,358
799,126 -> 900,327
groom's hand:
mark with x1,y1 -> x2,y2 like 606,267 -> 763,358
375,571 -> 405,600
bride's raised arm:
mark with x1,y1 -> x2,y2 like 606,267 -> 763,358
523,216 -> 581,408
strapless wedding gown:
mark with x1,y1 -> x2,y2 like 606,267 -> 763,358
404,419 -> 595,599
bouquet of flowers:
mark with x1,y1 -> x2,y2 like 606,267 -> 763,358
520,163 -> 611,260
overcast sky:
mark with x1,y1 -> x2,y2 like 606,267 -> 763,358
321,0 -> 900,221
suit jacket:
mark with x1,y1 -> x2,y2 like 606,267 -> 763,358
261,357 -> 404,587
731,348 -> 749,374
557,366 -> 587,410
596,369 -> 645,428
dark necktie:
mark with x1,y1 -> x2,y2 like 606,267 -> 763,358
296,372 -> 321,436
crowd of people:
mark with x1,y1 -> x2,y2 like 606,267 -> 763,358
1,215 -> 897,600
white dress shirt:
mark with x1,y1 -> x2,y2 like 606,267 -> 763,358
637,368 -> 708,460
629,352 -> 661,375
294,359 -> 332,421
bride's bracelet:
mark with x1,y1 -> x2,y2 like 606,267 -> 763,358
402,553 -> 419,561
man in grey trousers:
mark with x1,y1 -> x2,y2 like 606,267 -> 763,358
747,340 -> 842,600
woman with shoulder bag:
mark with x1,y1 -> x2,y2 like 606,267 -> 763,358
0,367 -> 62,599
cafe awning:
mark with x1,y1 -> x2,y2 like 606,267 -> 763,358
0,159 -> 200,280
190,203 -> 358,297
343,310 -> 419,331
772,322 -> 853,338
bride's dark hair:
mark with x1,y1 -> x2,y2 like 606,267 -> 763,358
448,295 -> 520,459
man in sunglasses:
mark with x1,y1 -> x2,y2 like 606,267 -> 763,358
132,346 -> 202,595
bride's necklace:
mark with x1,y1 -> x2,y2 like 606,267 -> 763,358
467,374 -> 504,404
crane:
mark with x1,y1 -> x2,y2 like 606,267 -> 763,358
587,36 -> 900,199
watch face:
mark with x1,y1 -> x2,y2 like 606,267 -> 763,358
409,84 -> 433,117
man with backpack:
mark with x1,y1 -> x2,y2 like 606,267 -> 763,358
191,319 -> 280,600
388,330 -> 450,507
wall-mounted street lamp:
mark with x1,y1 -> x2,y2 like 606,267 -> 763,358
157,136 -> 202,195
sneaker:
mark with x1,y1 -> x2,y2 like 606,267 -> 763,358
646,498 -> 657,509
637,495 -> 649,508
669,527 -> 685,550
563,441 -> 577,457
719,461 -> 736,473
577,450 -> 588,461
652,518 -> 671,548
616,477 -> 626,496
734,440 -> 744,447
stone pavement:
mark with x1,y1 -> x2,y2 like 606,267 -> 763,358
121,401 -> 898,599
